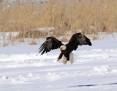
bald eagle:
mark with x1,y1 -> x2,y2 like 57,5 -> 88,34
39,33 -> 92,64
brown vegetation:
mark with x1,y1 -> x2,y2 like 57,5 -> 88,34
0,0 -> 117,38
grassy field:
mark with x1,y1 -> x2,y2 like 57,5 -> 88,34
0,0 -> 117,38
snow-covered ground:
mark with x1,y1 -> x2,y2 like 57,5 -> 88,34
0,34 -> 117,91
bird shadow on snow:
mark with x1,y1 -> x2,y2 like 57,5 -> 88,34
69,82 -> 117,88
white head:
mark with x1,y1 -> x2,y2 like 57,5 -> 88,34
60,45 -> 66,51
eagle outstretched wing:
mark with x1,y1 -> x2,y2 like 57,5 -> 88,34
39,36 -> 63,55
66,33 -> 92,51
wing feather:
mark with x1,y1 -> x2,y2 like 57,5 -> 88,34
39,37 -> 62,55
66,33 -> 92,51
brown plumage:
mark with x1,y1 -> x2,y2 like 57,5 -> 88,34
39,33 -> 92,64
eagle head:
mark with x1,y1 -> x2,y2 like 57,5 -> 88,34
60,45 -> 66,51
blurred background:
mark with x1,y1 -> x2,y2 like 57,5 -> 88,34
0,0 -> 117,46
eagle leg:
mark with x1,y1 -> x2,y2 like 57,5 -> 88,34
57,53 -> 63,61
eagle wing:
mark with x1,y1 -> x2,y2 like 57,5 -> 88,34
76,33 -> 92,46
67,33 -> 92,51
39,36 -> 63,55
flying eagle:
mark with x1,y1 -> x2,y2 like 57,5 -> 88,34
39,33 -> 92,64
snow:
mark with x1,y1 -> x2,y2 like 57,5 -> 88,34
0,34 -> 117,91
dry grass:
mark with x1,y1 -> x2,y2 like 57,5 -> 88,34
0,0 -> 117,37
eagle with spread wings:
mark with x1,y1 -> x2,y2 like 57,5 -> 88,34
39,33 -> 92,64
